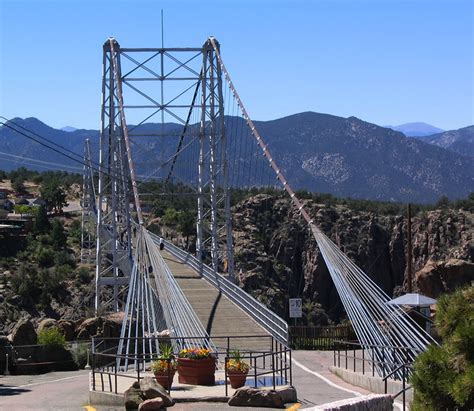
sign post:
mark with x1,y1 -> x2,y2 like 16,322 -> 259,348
289,298 -> 302,326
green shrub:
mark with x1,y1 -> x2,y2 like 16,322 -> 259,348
411,286 -> 474,410
37,248 -> 55,267
71,342 -> 90,368
75,267 -> 92,285
37,326 -> 66,348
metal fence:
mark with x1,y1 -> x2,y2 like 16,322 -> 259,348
1,340 -> 92,374
333,340 -> 417,410
149,232 -> 289,344
91,335 -> 292,396
289,325 -> 356,350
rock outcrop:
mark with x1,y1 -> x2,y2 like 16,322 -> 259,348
75,313 -> 123,340
232,195 -> 473,323
415,259 -> 474,297
8,317 -> 37,346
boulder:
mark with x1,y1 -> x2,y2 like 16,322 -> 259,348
275,386 -> 297,404
139,376 -> 174,407
37,318 -> 58,333
124,384 -> 144,410
8,317 -> 37,346
76,317 -> 102,340
37,345 -> 77,371
57,320 -> 75,341
75,314 -> 123,339
228,387 -> 284,408
138,398 -> 165,410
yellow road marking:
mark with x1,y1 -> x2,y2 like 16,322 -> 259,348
83,406 -> 96,411
287,403 -> 301,411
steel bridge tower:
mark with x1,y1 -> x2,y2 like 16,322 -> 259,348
95,39 -> 133,313
94,37 -> 235,312
196,38 -> 235,280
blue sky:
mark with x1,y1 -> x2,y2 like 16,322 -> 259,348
0,0 -> 472,130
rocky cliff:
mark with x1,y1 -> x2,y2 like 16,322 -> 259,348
232,194 -> 474,324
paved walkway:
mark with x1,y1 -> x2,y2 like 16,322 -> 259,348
0,351 -> 372,410
291,350 -> 370,408
162,250 -> 270,352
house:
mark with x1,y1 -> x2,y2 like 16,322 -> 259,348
14,197 -> 29,205
29,197 -> 47,207
0,199 -> 13,212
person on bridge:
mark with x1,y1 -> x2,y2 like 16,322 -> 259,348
159,238 -> 164,251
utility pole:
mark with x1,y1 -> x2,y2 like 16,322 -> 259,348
407,203 -> 413,293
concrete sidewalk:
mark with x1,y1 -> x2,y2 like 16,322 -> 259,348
291,350 -> 371,408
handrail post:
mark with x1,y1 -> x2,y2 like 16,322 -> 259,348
92,338 -> 96,391
289,349 -> 293,386
402,364 -> 406,411
272,350 -> 276,390
225,355 -> 228,397
362,346 -> 365,375
382,346 -> 385,378
254,355 -> 257,388
345,346 -> 348,369
353,347 -> 356,372
372,346 -> 375,376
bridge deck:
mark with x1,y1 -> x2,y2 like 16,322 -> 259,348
160,250 -> 272,352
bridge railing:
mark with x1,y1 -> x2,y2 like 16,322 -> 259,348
148,232 -> 289,344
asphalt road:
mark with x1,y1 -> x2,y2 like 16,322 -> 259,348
0,351 -> 368,410
0,370 -> 91,411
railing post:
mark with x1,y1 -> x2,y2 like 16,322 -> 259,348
254,355 -> 257,388
4,353 -> 10,375
92,339 -> 96,391
289,349 -> 293,386
362,347 -> 365,375
382,346 -> 385,378
372,346 -> 375,377
402,365 -> 406,411
272,350 -> 276,390
353,347 -> 356,372
345,346 -> 348,369
225,355 -> 228,397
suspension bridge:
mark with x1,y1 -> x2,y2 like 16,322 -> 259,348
76,36 -> 435,376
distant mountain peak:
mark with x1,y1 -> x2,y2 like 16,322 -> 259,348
386,122 -> 444,137
61,126 -> 78,132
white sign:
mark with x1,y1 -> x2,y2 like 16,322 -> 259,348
289,298 -> 302,318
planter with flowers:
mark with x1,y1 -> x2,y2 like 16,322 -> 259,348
150,345 -> 177,390
177,347 -> 216,386
226,349 -> 250,389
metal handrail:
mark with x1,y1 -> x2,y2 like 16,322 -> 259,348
382,363 -> 413,411
91,335 -> 292,395
148,232 -> 288,344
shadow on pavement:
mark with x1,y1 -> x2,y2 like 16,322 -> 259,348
0,384 -> 32,396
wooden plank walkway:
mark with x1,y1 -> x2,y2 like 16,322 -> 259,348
160,250 -> 272,352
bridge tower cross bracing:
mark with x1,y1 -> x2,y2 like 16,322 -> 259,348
196,38 -> 234,280
80,139 -> 96,264
95,39 -> 133,313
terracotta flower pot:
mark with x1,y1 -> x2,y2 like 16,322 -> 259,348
154,368 -> 176,390
227,370 -> 248,389
177,357 -> 216,386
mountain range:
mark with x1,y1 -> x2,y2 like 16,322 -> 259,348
0,113 -> 473,203
386,122 -> 444,137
